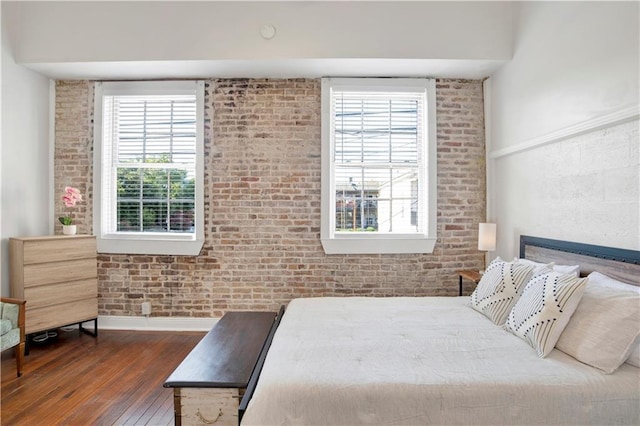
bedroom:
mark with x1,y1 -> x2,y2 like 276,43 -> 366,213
1,0 -> 639,424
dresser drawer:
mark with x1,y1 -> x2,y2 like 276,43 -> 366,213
26,298 -> 98,335
22,237 -> 96,264
24,279 -> 98,309
23,258 -> 97,287
175,388 -> 241,426
11,235 -> 99,338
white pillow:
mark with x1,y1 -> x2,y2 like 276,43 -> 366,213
515,258 -> 555,276
505,272 -> 588,358
469,257 -> 535,325
627,344 -> 640,368
587,271 -> 640,294
554,264 -> 581,276
516,258 -> 580,277
589,272 -> 640,368
555,273 -> 640,373
589,272 -> 640,367
564,272 -> 640,367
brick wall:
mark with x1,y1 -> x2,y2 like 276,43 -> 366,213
54,81 -> 94,235
54,78 -> 486,318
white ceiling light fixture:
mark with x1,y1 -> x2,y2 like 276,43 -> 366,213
260,24 -> 277,40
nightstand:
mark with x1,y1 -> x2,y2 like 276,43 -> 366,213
457,270 -> 482,296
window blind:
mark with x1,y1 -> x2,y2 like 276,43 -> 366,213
331,90 -> 425,233
102,93 -> 197,234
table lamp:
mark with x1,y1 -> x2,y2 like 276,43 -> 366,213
478,223 -> 497,272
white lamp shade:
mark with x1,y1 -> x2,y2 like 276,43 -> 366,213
478,223 -> 497,251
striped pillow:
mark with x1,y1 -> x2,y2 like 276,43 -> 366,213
505,272 -> 588,358
469,258 -> 535,325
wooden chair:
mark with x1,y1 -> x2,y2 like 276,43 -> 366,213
0,297 -> 26,377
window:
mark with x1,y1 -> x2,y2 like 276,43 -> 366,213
321,78 -> 437,254
93,81 -> 204,255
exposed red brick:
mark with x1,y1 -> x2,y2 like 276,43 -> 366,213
55,78 -> 486,318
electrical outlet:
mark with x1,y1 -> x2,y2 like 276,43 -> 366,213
141,301 -> 152,316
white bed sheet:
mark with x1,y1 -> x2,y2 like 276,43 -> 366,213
242,297 -> 640,425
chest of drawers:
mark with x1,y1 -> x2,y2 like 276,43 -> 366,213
9,235 -> 98,336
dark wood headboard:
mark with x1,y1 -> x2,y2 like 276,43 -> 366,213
520,235 -> 640,286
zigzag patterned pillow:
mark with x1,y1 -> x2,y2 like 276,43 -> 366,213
469,258 -> 536,325
505,272 -> 588,358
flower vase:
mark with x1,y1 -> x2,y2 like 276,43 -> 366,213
62,225 -> 77,235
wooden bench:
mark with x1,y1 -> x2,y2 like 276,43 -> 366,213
164,311 -> 278,426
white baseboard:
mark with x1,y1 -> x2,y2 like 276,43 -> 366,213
97,315 -> 217,331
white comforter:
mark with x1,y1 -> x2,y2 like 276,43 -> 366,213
242,297 -> 640,425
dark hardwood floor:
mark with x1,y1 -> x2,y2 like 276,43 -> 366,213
1,328 -> 204,425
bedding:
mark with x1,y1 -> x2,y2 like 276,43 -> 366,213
556,272 -> 640,373
242,296 -> 639,426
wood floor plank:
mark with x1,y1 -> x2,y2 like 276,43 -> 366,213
63,334 -> 163,424
151,391 -> 176,426
102,334 -> 198,425
128,389 -> 171,425
1,329 -> 204,426
20,333 -> 142,424
66,334 -> 194,425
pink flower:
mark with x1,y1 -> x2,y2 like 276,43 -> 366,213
59,187 -> 82,226
64,186 -> 82,204
62,195 -> 76,208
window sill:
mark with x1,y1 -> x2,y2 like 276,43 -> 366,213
97,235 -> 204,256
321,236 -> 436,254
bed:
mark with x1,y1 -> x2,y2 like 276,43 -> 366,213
240,236 -> 640,425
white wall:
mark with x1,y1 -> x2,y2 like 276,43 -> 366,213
1,2 -> 52,296
486,1 -> 640,257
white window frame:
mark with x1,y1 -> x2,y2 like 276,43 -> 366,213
93,80 -> 205,255
321,77 -> 437,254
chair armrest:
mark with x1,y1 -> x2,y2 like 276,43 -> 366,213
0,298 -> 25,341
1,297 -> 26,306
